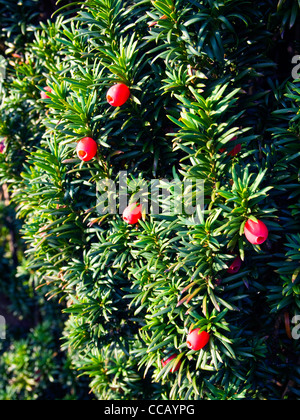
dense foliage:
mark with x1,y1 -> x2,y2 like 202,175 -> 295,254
0,0 -> 299,400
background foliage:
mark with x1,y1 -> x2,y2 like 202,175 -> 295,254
0,0 -> 299,400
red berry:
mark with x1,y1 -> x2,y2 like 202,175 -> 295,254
186,329 -> 210,351
244,219 -> 269,245
228,143 -> 242,157
107,83 -> 130,107
161,354 -> 181,372
122,203 -> 142,224
76,137 -> 98,162
41,87 -> 52,99
227,256 -> 242,274
220,136 -> 241,157
0,141 -> 5,154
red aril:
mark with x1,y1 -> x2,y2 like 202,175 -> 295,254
122,203 -> 142,224
41,87 -> 52,99
220,136 -> 241,157
107,83 -> 131,107
162,354 -> 181,372
227,256 -> 242,274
